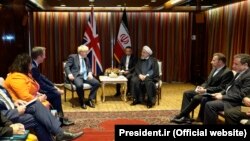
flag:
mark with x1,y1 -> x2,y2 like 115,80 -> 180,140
114,10 -> 131,63
82,8 -> 103,76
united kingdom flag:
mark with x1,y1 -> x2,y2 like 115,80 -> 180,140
82,8 -> 103,76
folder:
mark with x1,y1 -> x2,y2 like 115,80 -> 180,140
0,130 -> 29,141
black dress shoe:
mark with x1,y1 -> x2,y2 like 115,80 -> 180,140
87,100 -> 95,108
81,104 -> 87,109
130,100 -> 141,106
56,131 -> 83,141
61,118 -> 75,126
147,103 -> 153,109
170,117 -> 191,124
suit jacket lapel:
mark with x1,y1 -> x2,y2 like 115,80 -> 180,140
207,68 -> 216,85
32,60 -> 38,68
128,55 -> 135,69
208,66 -> 227,85
85,58 -> 90,73
212,66 -> 226,79
75,55 -> 80,70
234,69 -> 250,83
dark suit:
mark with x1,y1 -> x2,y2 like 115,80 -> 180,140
0,112 -> 13,137
224,106 -> 250,125
65,54 -> 100,105
0,85 -> 61,141
31,60 -> 63,116
179,66 -> 234,121
130,57 -> 159,104
116,55 -> 137,94
204,68 -> 250,124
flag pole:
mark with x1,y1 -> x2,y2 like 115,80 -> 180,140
111,14 -> 114,69
111,16 -> 114,69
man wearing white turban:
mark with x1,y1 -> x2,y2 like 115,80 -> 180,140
130,45 -> 160,108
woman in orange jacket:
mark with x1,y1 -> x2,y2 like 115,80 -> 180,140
4,54 -> 50,108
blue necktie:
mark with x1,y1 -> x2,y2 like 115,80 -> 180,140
82,58 -> 88,80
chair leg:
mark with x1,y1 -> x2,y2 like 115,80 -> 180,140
191,110 -> 194,119
157,88 -> 161,105
71,90 -> 74,107
159,88 -> 162,99
157,90 -> 160,105
95,91 -> 98,104
64,87 -> 67,102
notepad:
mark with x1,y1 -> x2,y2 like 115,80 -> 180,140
26,98 -> 37,106
241,106 -> 250,113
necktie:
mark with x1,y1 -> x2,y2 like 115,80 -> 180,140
225,73 -> 240,93
82,58 -> 88,80
212,69 -> 218,77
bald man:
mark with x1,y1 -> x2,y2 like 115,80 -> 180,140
130,45 -> 160,108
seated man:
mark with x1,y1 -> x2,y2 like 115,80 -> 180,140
0,85 -> 83,141
115,46 -> 137,96
204,54 -> 250,124
31,46 -> 74,126
0,112 -> 25,137
130,45 -> 159,108
224,106 -> 250,125
171,53 -> 234,124
65,45 -> 100,109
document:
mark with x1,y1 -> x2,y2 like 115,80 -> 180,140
241,106 -> 250,113
26,98 -> 38,106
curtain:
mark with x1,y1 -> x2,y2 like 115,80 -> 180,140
204,0 -> 250,71
32,11 -> 192,83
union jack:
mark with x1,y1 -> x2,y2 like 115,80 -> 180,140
83,8 -> 103,76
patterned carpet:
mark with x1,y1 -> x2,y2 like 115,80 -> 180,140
63,110 -> 178,141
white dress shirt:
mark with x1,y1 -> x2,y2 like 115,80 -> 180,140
125,56 -> 131,71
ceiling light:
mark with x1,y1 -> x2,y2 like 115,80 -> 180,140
89,4 -> 94,7
29,0 -> 44,9
60,4 -> 66,7
117,5 -> 121,7
144,5 -> 149,7
89,0 -> 95,2
171,0 -> 182,5
151,0 -> 156,2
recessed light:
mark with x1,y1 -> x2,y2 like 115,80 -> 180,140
171,0 -> 182,5
60,4 -> 66,7
117,5 -> 121,7
151,0 -> 156,2
89,4 -> 94,7
89,0 -> 95,2
144,5 -> 149,7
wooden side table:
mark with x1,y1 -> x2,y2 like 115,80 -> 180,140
99,75 -> 128,102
